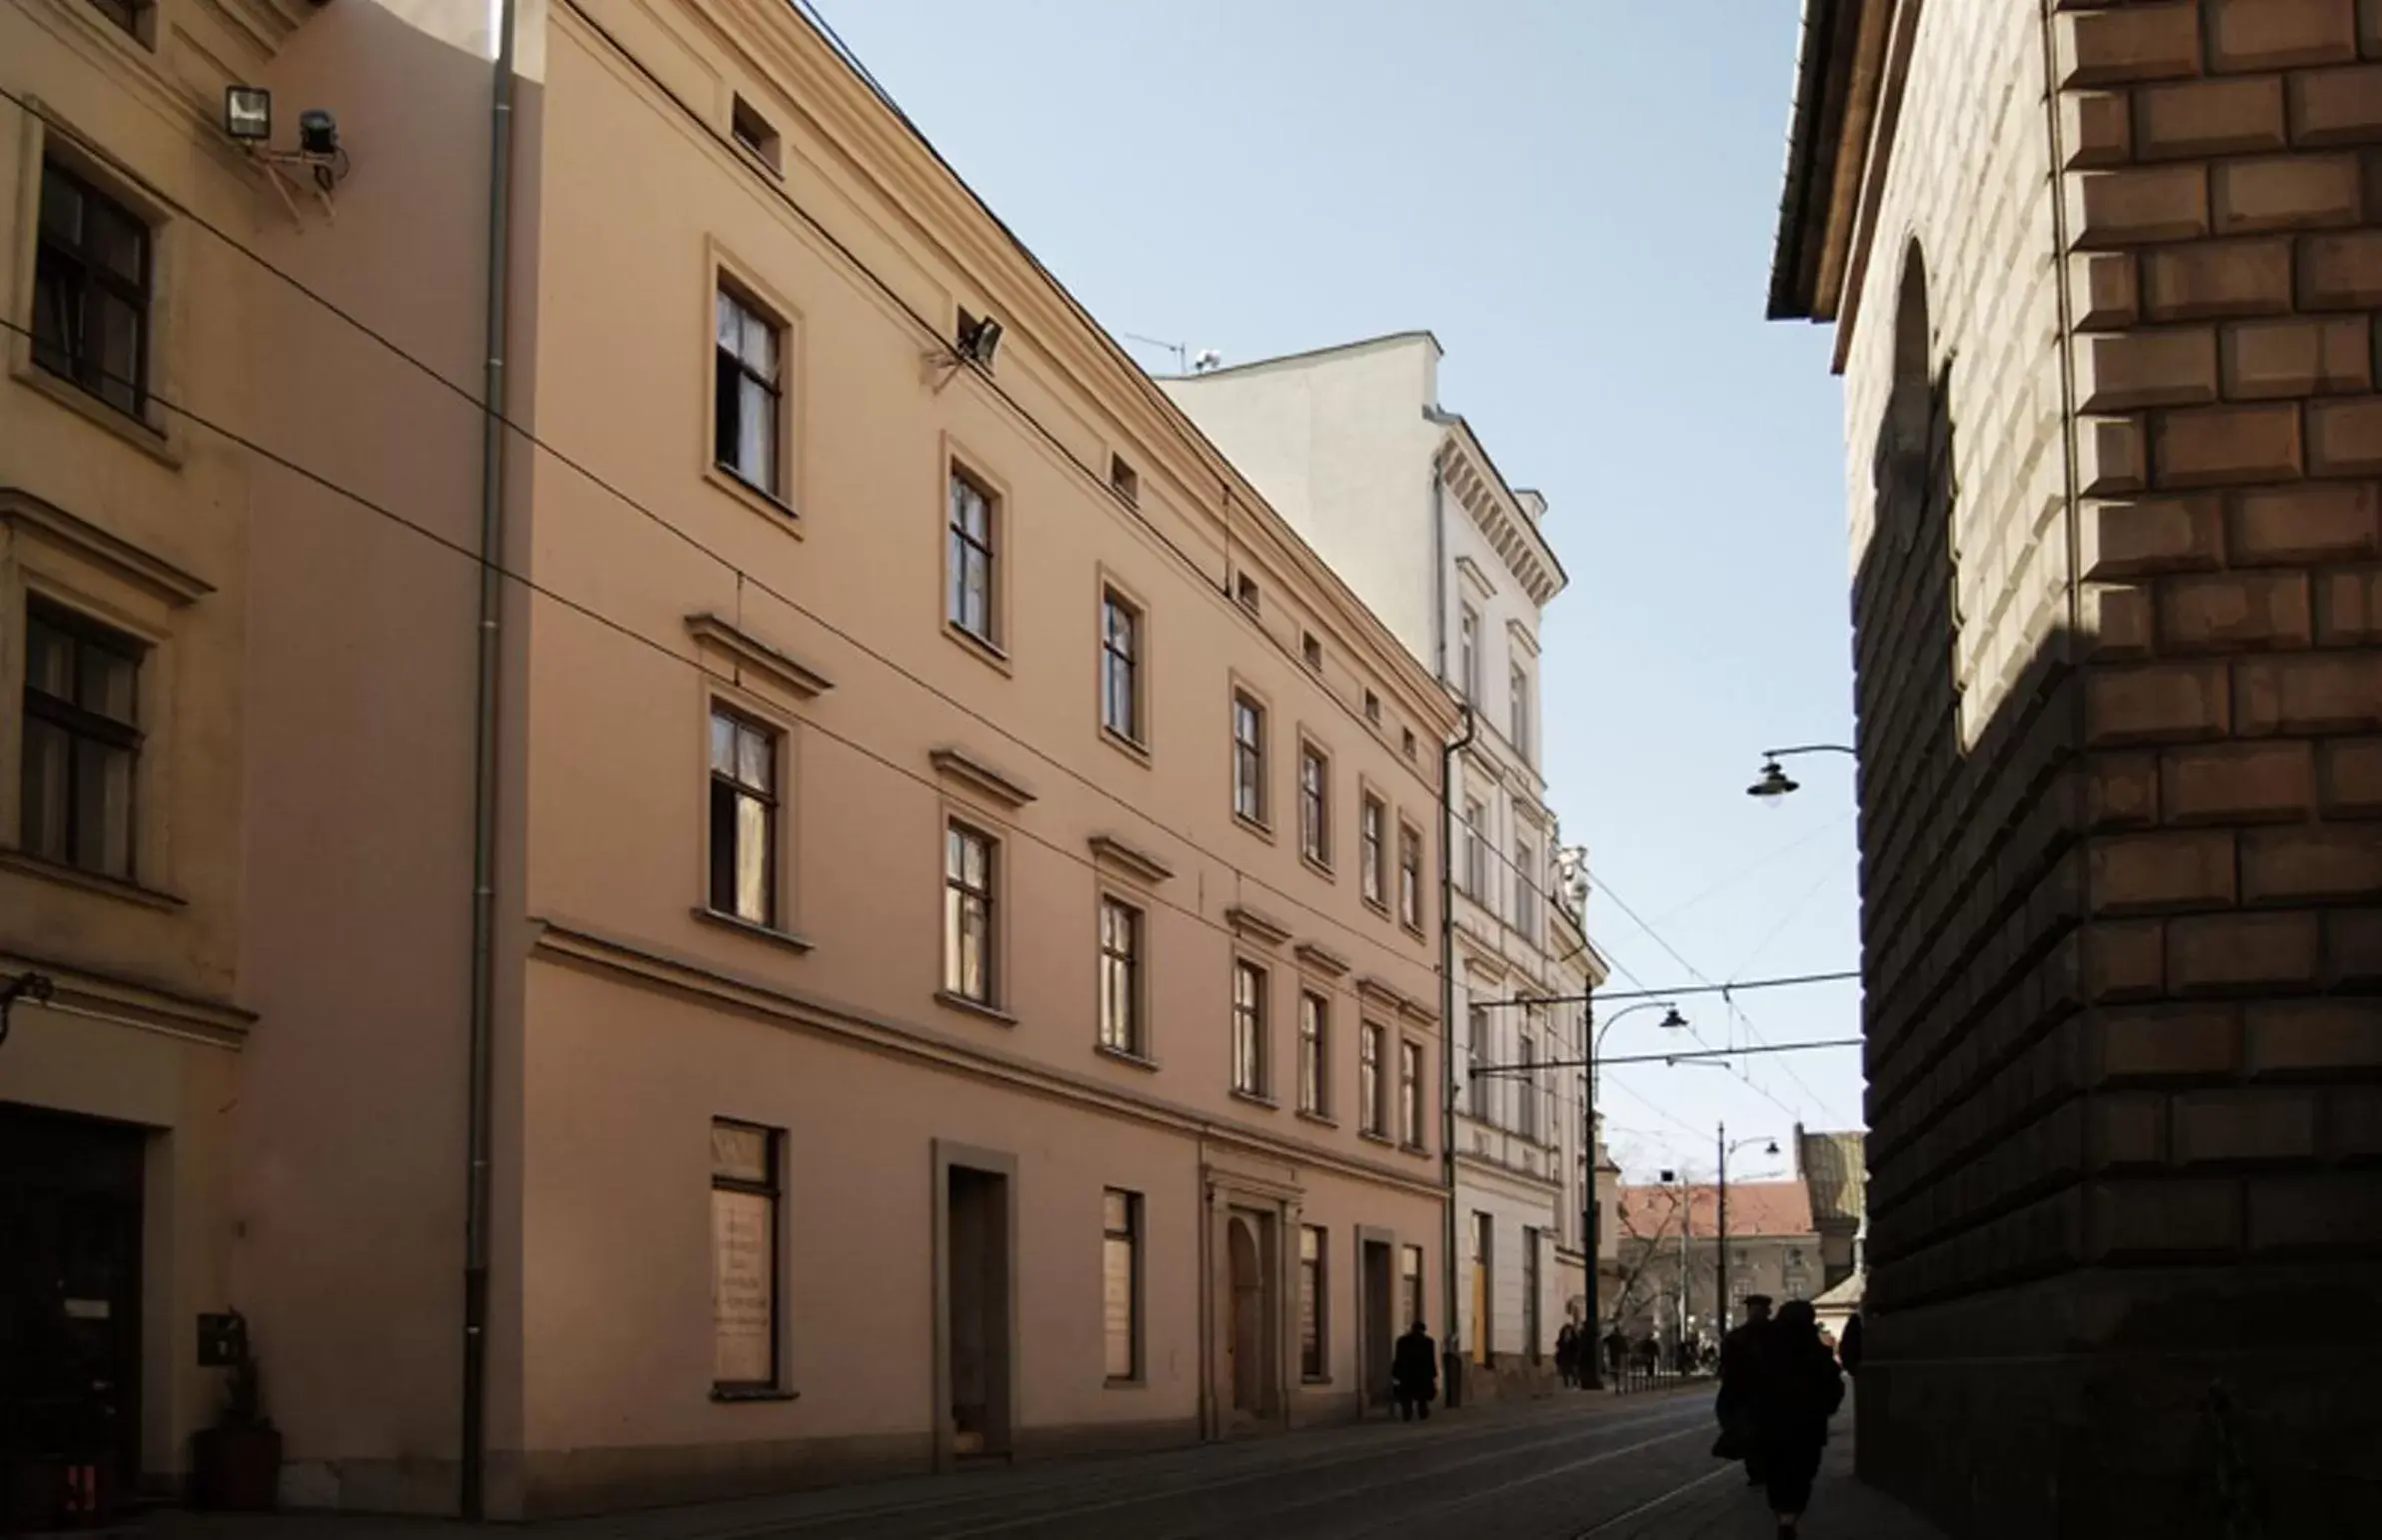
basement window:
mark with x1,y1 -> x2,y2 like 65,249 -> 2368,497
731,96 -> 782,173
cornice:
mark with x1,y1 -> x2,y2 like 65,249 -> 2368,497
1,489 -> 213,605
1433,425 -> 1563,608
1088,834 -> 1174,886
1224,904 -> 1292,948
685,612 -> 834,699
928,746 -> 1035,809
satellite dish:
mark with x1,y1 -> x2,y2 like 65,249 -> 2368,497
1192,349 -> 1221,372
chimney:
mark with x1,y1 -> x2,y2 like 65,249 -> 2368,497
1515,489 -> 1547,523
1792,1122 -> 1806,1178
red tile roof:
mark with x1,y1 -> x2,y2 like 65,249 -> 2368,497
1614,1180 -> 1816,1240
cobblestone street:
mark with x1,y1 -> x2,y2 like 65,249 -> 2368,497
133,1389 -> 1943,1540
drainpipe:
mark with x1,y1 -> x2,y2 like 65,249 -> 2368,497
1437,703 -> 1474,1407
461,0 -> 517,1520
1430,466 -> 1448,680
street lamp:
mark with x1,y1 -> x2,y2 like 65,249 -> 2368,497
1575,1000 -> 1683,1384
1716,1123 -> 1784,1338
1745,743 -> 1855,799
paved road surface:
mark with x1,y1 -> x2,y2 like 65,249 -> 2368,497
145,1388 -> 1942,1539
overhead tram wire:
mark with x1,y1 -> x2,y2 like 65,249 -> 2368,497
1587,864 -> 1841,1117
0,318 -> 1454,986
0,88 -> 1484,977
1591,943 -> 1813,1124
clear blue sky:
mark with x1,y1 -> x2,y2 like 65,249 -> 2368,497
818,0 -> 1858,1182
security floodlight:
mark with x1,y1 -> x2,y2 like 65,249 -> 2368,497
1747,759 -> 1799,798
298,110 -> 340,157
225,86 -> 272,143
960,313 -> 1003,369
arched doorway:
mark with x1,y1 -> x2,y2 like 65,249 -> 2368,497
1227,1215 -> 1262,1415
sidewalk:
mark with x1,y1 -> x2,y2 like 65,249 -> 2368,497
1588,1434 -> 1951,1539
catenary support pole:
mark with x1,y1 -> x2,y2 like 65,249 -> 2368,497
1438,705 -> 1473,1407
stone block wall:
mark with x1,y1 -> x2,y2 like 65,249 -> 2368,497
1840,1 -> 2382,1534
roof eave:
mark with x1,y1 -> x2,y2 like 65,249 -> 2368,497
1766,0 -> 1860,323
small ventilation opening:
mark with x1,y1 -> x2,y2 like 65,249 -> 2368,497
1301,633 -> 1322,671
1235,574 -> 1260,614
1111,455 -> 1140,506
732,95 -> 782,172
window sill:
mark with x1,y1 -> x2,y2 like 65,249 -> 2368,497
1300,853 -> 1335,882
1400,1140 -> 1430,1157
1100,725 -> 1152,767
1233,812 -> 1275,843
692,905 -> 814,954
1301,1375 -> 1333,1387
0,847 -> 184,910
1362,895 -> 1390,920
1103,1377 -> 1146,1390
1230,1088 -> 1279,1111
945,621 -> 1013,677
1401,919 -> 1426,940
706,461 -> 803,532
1295,1109 -> 1338,1129
1096,1042 -> 1160,1073
1358,1129 -> 1396,1148
711,1386 -> 800,1403
12,359 -> 182,469
935,989 -> 1017,1026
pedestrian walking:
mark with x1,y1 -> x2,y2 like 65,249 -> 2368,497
1714,1293 -> 1774,1485
1391,1320 -> 1437,1422
1603,1325 -> 1625,1383
1837,1311 -> 1863,1378
1554,1322 -> 1580,1388
1753,1299 -> 1845,1539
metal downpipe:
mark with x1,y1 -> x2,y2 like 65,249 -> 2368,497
461,0 -> 518,1518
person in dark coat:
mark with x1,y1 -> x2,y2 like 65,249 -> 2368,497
1716,1294 -> 1774,1483
1390,1321 -> 1437,1421
1554,1322 -> 1580,1387
1836,1311 -> 1864,1378
1754,1299 -> 1846,1539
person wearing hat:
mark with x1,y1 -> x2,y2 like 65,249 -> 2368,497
1714,1294 -> 1774,1484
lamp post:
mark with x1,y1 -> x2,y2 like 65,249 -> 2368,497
1745,743 -> 1855,799
1715,1122 -> 1782,1338
1579,1000 -> 1685,1384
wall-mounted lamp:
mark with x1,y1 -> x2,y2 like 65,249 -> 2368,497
224,86 -> 272,142
223,85 -> 350,226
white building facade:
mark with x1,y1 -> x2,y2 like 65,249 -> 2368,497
1165,335 -> 1599,1400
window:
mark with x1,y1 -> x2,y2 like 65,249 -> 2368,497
1298,1226 -> 1327,1381
34,160 -> 151,419
1400,1039 -> 1424,1148
1517,1033 -> 1538,1140
1457,607 -> 1479,701
1234,572 -> 1261,614
711,1119 -> 781,1390
1509,663 -> 1531,759
1110,454 -> 1140,506
1101,589 -> 1143,745
731,94 -> 782,171
1463,798 -> 1487,898
1301,632 -> 1322,671
1363,690 -> 1381,725
22,603 -> 141,879
948,471 -> 998,646
1398,822 -> 1423,930
715,286 -> 783,495
88,0 -> 149,39
1401,728 -> 1417,762
707,708 -> 778,925
1231,692 -> 1266,824
1104,1189 -> 1142,1381
1359,1023 -> 1385,1137
1298,744 -> 1329,867
1464,1006 -> 1488,1114
1400,1243 -> 1424,1331
1297,990 -> 1328,1116
1514,838 -> 1538,941
1231,959 -> 1268,1098
944,822 -> 997,1004
1359,793 -> 1386,907
1099,896 -> 1143,1056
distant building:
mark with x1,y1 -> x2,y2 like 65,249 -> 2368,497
1166,336 -> 1600,1403
1608,1181 -> 1821,1348
1794,1125 -> 1866,1290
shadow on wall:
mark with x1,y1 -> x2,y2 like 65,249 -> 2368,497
1846,249 -> 2382,1539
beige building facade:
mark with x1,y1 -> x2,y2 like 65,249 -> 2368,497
1772,0 -> 2382,1533
2,0 -> 1454,1521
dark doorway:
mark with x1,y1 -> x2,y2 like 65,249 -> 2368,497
1227,1215 -> 1263,1417
1360,1239 -> 1394,1406
0,1103 -> 146,1529
943,1164 -> 1012,1460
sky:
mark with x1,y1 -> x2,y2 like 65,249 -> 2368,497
814,0 -> 1858,1184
